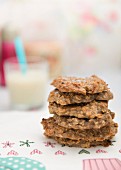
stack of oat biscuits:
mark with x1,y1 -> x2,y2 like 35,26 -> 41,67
41,75 -> 118,148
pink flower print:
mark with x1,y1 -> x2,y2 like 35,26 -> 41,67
55,150 -> 66,155
96,149 -> 107,153
30,149 -> 42,155
7,150 -> 18,156
44,141 -> 56,148
2,141 -> 15,148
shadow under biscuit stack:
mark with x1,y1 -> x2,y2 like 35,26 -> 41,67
41,75 -> 118,148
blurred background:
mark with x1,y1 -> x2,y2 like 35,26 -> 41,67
0,0 -> 121,110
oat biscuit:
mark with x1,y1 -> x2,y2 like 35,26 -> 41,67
45,136 -> 112,148
42,117 -> 118,141
53,111 -> 114,130
48,89 -> 113,105
49,101 -> 108,118
51,75 -> 108,95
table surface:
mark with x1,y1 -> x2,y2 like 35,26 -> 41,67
0,70 -> 121,170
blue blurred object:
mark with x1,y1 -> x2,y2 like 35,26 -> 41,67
14,37 -> 27,74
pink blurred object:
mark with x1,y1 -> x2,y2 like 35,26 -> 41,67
83,158 -> 121,170
0,25 -> 17,86
0,41 -> 16,86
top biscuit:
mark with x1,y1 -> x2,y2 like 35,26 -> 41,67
51,75 -> 108,95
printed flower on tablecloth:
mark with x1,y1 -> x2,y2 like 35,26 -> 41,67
30,149 -> 42,155
44,141 -> 56,148
7,150 -> 18,156
55,150 -> 66,155
96,149 -> 107,153
19,140 -> 34,147
2,141 -> 15,148
78,149 -> 90,154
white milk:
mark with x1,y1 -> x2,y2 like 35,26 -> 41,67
6,70 -> 48,109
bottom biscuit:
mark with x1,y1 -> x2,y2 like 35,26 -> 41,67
45,135 -> 112,148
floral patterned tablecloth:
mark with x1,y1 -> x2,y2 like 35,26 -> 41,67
0,109 -> 120,170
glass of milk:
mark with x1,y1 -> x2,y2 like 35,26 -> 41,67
4,57 -> 48,110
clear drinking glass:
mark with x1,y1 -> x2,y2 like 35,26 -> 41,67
4,57 -> 49,110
